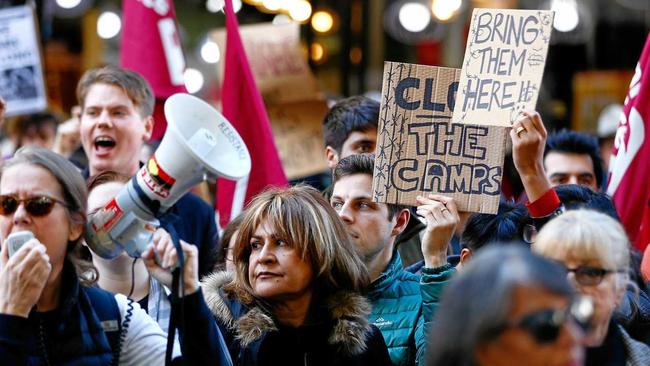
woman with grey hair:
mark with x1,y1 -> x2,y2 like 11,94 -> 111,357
427,245 -> 583,366
533,209 -> 650,366
0,147 -> 231,365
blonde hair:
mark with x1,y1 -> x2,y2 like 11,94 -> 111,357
232,185 -> 369,299
533,209 -> 630,288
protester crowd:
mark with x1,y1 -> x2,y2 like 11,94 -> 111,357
0,63 -> 647,366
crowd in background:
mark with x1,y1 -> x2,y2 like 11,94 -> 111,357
0,63 -> 647,366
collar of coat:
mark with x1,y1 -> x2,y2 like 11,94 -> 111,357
202,271 -> 374,356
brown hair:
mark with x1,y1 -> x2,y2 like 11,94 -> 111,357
233,185 -> 369,300
77,65 -> 155,118
332,153 -> 408,219
87,170 -> 131,193
2,147 -> 98,286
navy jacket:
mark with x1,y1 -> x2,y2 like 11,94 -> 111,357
0,261 -> 232,365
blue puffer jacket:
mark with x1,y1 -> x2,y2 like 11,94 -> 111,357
367,253 -> 455,366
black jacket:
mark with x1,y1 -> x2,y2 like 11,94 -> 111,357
202,272 -> 392,366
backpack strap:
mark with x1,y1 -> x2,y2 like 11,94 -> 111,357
84,287 -> 122,361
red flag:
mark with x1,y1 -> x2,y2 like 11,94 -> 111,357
216,0 -> 288,227
120,0 -> 187,140
606,34 -> 650,252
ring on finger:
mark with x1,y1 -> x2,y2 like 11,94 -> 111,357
515,126 -> 526,137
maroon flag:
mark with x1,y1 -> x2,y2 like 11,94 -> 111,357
216,0 -> 288,227
607,34 -> 650,252
120,0 -> 187,140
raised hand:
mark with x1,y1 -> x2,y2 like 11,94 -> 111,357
416,195 -> 459,268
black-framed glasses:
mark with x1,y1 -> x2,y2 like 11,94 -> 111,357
0,195 -> 68,217
505,297 -> 593,344
565,266 -> 624,286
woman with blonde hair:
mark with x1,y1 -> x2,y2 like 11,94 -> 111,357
533,209 -> 650,366
202,185 -> 391,365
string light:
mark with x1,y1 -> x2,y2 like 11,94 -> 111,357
311,10 -> 334,33
97,11 -> 121,39
398,2 -> 430,33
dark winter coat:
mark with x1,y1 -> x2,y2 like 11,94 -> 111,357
202,272 -> 392,366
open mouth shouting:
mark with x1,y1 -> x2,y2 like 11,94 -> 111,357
93,136 -> 116,156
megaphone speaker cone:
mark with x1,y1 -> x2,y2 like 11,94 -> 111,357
164,93 -> 251,180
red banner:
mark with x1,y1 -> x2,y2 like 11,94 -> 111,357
216,0 -> 288,227
607,34 -> 650,252
120,0 -> 187,140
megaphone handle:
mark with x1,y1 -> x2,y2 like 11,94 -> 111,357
162,223 -> 184,366
159,223 -> 184,273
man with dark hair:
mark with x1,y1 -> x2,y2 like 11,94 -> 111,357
458,202 -> 532,268
323,96 -> 379,169
331,153 -> 456,366
77,65 -> 218,277
322,96 -> 426,267
554,184 -> 619,220
544,129 -> 603,190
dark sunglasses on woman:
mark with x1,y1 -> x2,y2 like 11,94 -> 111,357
0,195 -> 68,217
500,297 -> 593,344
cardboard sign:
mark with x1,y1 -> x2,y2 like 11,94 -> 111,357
0,5 -> 46,117
373,62 -> 507,214
267,100 -> 329,179
211,22 -> 321,104
453,9 -> 554,126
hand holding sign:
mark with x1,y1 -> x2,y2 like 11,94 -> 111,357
373,8 -> 554,214
510,111 -> 546,175
416,194 -> 459,269
510,111 -> 552,202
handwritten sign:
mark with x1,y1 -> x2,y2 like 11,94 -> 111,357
267,100 -> 329,179
453,9 -> 554,126
373,62 -> 507,214
211,22 -> 321,104
0,5 -> 46,117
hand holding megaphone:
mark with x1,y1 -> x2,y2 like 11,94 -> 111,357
141,229 -> 199,295
85,93 -> 251,260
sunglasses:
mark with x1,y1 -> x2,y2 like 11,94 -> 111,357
506,297 -> 593,344
565,265 -> 624,286
0,195 -> 68,217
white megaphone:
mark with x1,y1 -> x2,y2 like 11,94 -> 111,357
85,93 -> 251,259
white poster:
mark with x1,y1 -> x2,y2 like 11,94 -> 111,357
0,5 -> 46,117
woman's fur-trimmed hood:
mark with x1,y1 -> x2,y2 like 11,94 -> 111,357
202,271 -> 374,356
